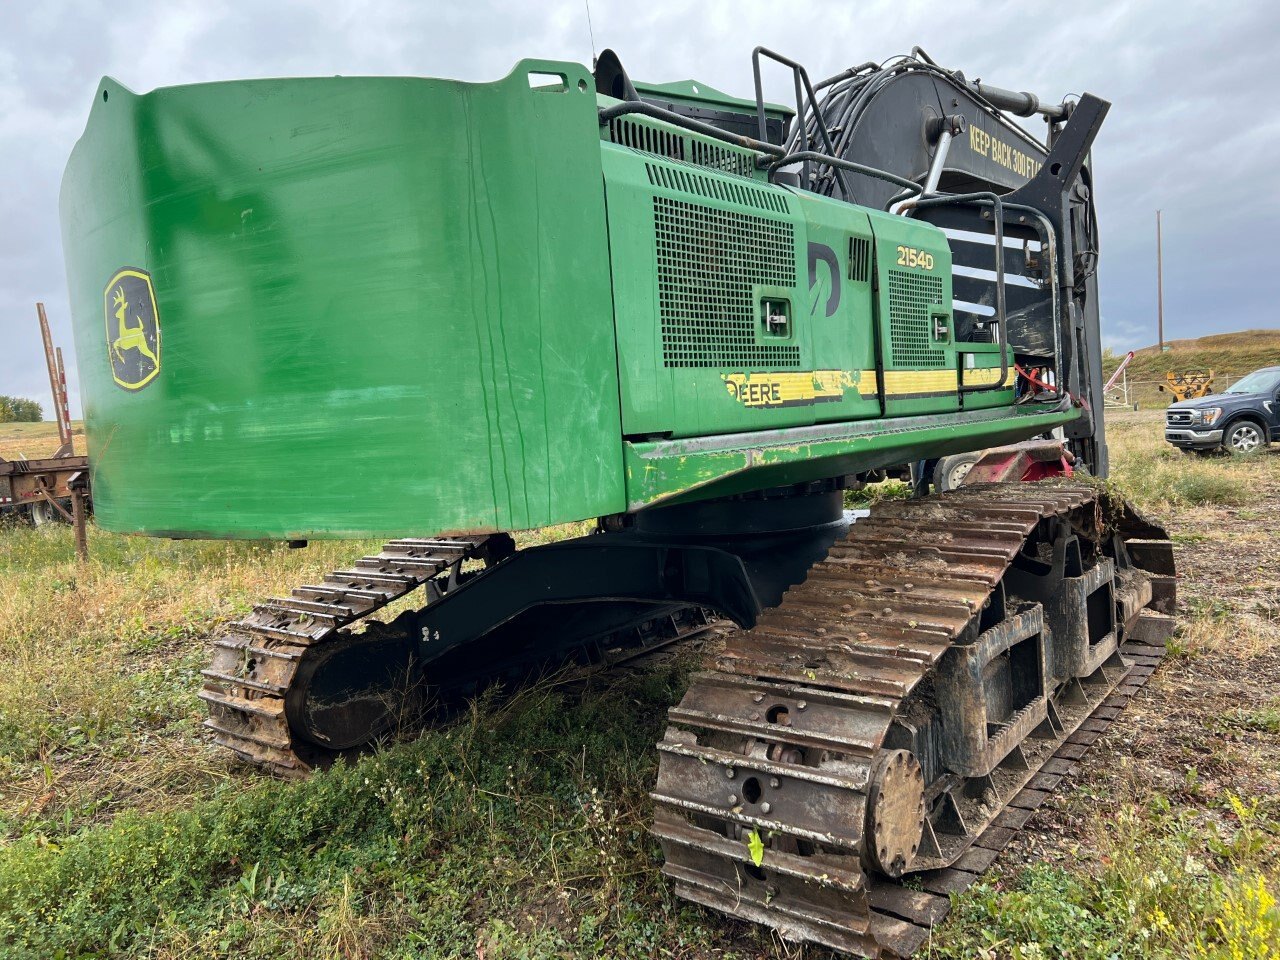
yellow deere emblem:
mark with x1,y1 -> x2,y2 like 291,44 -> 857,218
104,268 -> 161,390
722,370 -> 860,409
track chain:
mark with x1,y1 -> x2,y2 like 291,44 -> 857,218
652,484 -> 1175,957
202,537 -> 719,778
201,536 -> 491,777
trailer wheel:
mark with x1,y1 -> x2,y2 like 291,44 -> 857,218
933,452 -> 981,492
29,500 -> 62,527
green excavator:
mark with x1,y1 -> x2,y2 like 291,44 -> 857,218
59,46 -> 1175,957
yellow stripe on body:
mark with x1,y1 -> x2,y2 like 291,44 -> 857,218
881,369 -> 958,395
721,364 -> 1010,409
960,367 -> 1016,388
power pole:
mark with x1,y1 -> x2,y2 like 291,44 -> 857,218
1156,210 -> 1164,351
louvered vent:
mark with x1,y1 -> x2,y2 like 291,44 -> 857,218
646,163 -> 789,214
848,236 -> 872,283
608,117 -> 758,178
887,268 -> 947,368
690,139 -> 755,177
654,196 -> 799,369
609,117 -> 687,162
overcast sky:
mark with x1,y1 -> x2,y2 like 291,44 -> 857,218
2,0 -> 1277,415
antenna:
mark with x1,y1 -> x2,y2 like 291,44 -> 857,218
584,0 -> 597,66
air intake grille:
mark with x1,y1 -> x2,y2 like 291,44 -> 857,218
609,117 -> 759,178
609,117 -> 686,162
654,196 -> 799,369
646,163 -> 789,214
691,139 -> 755,177
887,268 -> 947,368
848,236 -> 872,283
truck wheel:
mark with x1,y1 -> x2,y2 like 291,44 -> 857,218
933,452 -> 981,492
29,500 -> 58,527
1224,421 -> 1265,455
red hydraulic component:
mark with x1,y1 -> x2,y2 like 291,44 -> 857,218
961,438 -> 1075,485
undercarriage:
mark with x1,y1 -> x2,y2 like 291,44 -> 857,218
200,480 -> 1173,957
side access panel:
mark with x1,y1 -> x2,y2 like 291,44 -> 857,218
603,144 -> 816,439
868,213 -> 960,418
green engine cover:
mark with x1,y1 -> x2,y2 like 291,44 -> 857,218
61,58 -> 1074,539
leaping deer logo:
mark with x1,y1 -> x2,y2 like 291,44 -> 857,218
104,268 -> 161,390
110,285 -> 159,368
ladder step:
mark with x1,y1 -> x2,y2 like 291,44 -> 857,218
256,601 -> 342,625
293,584 -> 387,603
274,596 -> 360,617
327,569 -> 416,587
356,556 -> 441,573
385,538 -> 477,552
206,733 -> 301,771
235,621 -> 325,643
667,705 -> 876,756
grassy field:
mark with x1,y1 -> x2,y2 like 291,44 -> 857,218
0,419 -> 86,462
0,415 -> 1277,958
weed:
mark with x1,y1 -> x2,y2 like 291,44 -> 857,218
1225,702 -> 1280,735
929,791 -> 1280,959
846,479 -> 912,507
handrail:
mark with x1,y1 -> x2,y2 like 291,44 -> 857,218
910,192 -> 1010,395
767,150 -> 923,196
751,47 -> 851,199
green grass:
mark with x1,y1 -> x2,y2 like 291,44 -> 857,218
0,668 -> 747,960
846,478 -> 912,507
1105,411 -> 1271,510
1225,701 -> 1280,736
928,793 -> 1280,960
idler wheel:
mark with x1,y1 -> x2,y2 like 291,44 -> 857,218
862,749 -> 925,878
285,622 -> 420,751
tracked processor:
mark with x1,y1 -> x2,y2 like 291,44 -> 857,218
60,47 -> 1175,957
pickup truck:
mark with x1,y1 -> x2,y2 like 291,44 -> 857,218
1164,365 -> 1280,454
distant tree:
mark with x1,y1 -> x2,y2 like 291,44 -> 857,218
0,396 -> 43,423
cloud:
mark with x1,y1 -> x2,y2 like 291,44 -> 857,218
2,0 -> 1277,416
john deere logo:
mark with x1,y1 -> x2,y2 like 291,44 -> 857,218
104,268 -> 161,390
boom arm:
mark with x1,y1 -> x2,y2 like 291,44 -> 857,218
778,54 -> 1111,473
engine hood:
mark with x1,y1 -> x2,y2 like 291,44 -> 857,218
1167,393 -> 1255,411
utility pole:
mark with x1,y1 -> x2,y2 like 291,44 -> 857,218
1156,210 -> 1164,351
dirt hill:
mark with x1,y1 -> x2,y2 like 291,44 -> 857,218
1103,328 -> 1280,407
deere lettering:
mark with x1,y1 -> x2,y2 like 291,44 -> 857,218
968,124 -> 1042,179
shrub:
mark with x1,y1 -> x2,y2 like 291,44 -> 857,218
0,396 -> 43,423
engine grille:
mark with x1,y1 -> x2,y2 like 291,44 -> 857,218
886,268 -> 946,369
653,195 -> 799,369
609,117 -> 756,178
646,163 -> 788,214
1166,410 -> 1193,426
